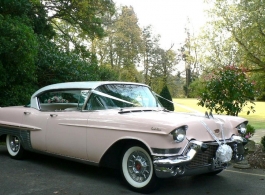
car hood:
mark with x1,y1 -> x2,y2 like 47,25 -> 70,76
89,108 -> 247,141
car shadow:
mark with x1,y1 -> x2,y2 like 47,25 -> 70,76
0,145 -> 122,185
26,151 -> 229,194
0,145 -> 230,194
26,150 -> 122,179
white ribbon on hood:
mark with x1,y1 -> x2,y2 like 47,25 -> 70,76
200,119 -> 232,163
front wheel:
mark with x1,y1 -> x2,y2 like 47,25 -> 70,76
121,144 -> 159,193
6,135 -> 25,159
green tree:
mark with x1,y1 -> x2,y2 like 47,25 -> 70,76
36,36 -> 99,87
45,0 -> 115,61
141,25 -> 160,85
201,0 -> 265,99
96,5 -> 143,81
45,0 -> 115,39
97,64 -> 119,81
208,0 -> 265,72
197,65 -> 256,116
149,47 -> 178,93
114,6 -> 143,70
0,0 -> 38,106
158,85 -> 174,111
189,76 -> 206,98
250,72 -> 265,100
179,24 -> 201,97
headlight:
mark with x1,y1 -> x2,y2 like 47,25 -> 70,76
236,123 -> 247,134
171,126 -> 187,142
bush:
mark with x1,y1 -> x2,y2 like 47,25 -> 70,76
158,85 -> 174,111
261,136 -> 265,151
197,65 -> 256,116
243,124 -> 256,140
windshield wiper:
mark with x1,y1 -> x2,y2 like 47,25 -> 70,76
118,108 -> 162,114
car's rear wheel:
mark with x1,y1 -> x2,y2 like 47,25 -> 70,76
121,144 -> 159,193
6,135 -> 25,159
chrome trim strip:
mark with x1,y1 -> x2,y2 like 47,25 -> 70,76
59,123 -> 168,135
151,147 -> 181,156
153,140 -> 203,165
231,135 -> 243,143
0,121 -> 41,131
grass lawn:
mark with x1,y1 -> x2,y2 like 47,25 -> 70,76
173,98 -> 265,130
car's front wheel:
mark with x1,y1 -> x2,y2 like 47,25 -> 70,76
6,135 -> 25,159
121,144 -> 159,193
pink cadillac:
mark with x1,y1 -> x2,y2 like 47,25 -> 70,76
0,81 -> 247,193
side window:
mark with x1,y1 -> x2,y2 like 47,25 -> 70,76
38,90 -> 88,111
86,93 -> 107,110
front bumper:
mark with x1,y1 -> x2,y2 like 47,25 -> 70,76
153,136 -> 244,178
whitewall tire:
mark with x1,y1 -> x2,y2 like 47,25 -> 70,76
121,144 -> 159,193
6,135 -> 25,159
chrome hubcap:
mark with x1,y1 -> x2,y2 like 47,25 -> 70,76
127,151 -> 151,183
9,136 -> 20,152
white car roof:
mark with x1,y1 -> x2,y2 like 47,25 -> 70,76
30,81 -> 148,109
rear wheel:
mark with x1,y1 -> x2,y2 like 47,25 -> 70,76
6,135 -> 25,159
121,144 -> 159,193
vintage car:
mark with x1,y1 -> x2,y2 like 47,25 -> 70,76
0,81 -> 247,193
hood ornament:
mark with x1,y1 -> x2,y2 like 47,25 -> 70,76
205,111 -> 214,119
205,111 -> 209,119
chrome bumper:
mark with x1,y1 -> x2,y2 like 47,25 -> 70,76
153,136 -> 244,178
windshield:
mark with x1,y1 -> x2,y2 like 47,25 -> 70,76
85,84 -> 162,110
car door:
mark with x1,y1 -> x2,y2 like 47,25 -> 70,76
46,111 -> 88,160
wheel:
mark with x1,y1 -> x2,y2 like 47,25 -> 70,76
121,144 -> 159,193
6,135 -> 25,159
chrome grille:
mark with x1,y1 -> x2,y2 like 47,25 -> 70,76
186,144 -> 218,169
185,142 -> 236,169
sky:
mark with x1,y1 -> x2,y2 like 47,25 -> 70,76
114,0 -> 209,50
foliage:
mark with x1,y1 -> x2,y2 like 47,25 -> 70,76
44,0 -> 115,40
189,77 -> 206,98
44,0 -> 115,63
0,0 -> 119,107
36,36 -> 99,87
96,6 -> 143,80
158,85 -> 174,111
192,0 -> 265,101
141,25 -> 161,85
114,6 -> 143,68
197,65 -> 256,116
243,124 -> 256,140
0,0 -> 181,107
0,0 -> 55,37
250,72 -> 265,100
261,136 -> 265,151
145,47 -> 178,92
97,65 -> 119,81
179,24 -> 201,97
0,1 -> 38,106
203,0 -> 265,71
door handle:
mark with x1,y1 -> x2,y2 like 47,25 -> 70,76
24,112 -> 31,115
50,114 -> 58,117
